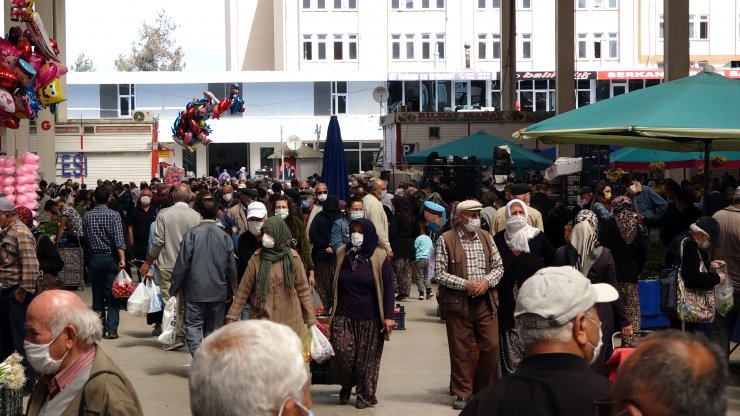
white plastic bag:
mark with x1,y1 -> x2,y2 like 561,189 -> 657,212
148,282 -> 163,314
112,270 -> 134,298
158,297 -> 178,346
715,265 -> 734,317
309,324 -> 334,364
126,281 -> 151,317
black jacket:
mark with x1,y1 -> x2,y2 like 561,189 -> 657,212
35,233 -> 64,275
598,218 -> 647,284
236,232 -> 261,283
389,213 -> 419,260
665,233 -> 719,289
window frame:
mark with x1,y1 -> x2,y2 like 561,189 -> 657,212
118,84 -> 135,117
520,33 -> 532,59
607,32 -> 618,59
331,81 -> 348,114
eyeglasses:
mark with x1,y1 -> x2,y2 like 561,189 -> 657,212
316,191 -> 328,195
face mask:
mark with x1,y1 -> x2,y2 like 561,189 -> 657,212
223,193 -> 233,202
261,233 -> 275,249
700,240 -> 710,249
350,210 -> 364,220
317,193 -> 327,202
629,184 -> 637,194
380,190 -> 388,199
604,192 -> 612,201
585,315 -> 604,365
275,208 -> 290,219
301,200 -> 311,209
427,222 -> 439,234
351,232 -> 364,247
464,217 -> 481,233
24,328 -> 69,374
140,196 -> 151,206
66,196 -> 74,205
248,221 -> 264,236
506,215 -> 527,232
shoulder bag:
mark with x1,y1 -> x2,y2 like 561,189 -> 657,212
658,238 -> 685,316
676,244 -> 715,323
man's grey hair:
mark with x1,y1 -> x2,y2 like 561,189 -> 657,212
190,320 -> 307,416
516,318 -> 574,347
173,184 -> 191,202
369,178 -> 386,191
49,306 -> 103,345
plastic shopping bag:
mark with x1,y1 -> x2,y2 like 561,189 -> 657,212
715,265 -> 734,317
309,324 -> 334,364
158,297 -> 178,346
148,282 -> 163,314
126,281 -> 151,317
112,270 -> 134,298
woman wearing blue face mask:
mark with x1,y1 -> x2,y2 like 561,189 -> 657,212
329,219 -> 395,409
272,196 -> 314,288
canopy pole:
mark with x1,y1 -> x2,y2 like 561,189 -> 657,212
703,139 -> 711,215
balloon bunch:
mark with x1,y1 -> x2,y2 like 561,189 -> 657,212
171,87 -> 246,153
0,0 -> 67,129
0,152 -> 39,215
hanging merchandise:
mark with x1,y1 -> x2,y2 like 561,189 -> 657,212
170,87 -> 246,153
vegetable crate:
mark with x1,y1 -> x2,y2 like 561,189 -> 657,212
0,386 -> 21,416
57,246 -> 85,290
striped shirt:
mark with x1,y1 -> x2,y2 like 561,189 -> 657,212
46,345 -> 97,399
0,220 -> 39,291
83,206 -> 126,254
434,227 -> 503,291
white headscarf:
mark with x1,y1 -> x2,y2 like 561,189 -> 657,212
504,200 -> 540,253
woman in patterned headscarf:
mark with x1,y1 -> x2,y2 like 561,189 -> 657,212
226,216 -> 315,337
554,209 -> 631,374
329,219 -> 395,409
597,196 -> 646,347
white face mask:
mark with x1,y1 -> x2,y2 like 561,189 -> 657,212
350,210 -> 364,220
317,193 -> 327,202
629,184 -> 638,194
275,208 -> 289,219
464,217 -> 481,233
351,232 -> 364,247
140,196 -> 151,206
248,220 -> 264,236
380,190 -> 388,199
585,316 -> 604,365
24,328 -> 69,374
261,233 -> 276,249
223,193 -> 233,202
506,215 -> 527,232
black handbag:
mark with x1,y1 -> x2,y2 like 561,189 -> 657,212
659,238 -> 686,316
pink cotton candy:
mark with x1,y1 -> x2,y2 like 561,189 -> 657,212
22,152 -> 39,163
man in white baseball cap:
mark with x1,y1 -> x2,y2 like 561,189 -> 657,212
460,266 -> 618,416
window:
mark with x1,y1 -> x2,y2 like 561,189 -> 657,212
576,0 -> 586,9
406,0 -> 414,8
478,0 -> 486,7
405,34 -> 415,59
493,0 -> 500,7
303,35 -> 313,60
436,34 -> 445,59
317,34 -> 327,59
521,33 -> 531,59
699,15 -> 708,39
118,84 -> 135,117
429,127 -> 440,139
608,33 -> 618,58
422,34 -> 431,59
391,0 -> 399,8
477,34 -> 487,59
738,14 -> 740,39
576,79 -> 591,108
303,0 -> 311,8
607,0 -> 617,8
392,34 -> 401,59
333,35 -> 343,60
517,79 -> 555,111
577,33 -> 587,58
331,81 -> 347,114
422,0 -> 430,7
348,34 -> 357,59
593,0 -> 602,8
593,32 -> 603,59
492,34 -> 501,59
317,0 -> 326,8
334,0 -> 341,8
437,0 -> 445,7
689,15 -> 696,39
658,14 -> 664,39
520,0 -> 531,9
349,0 -> 357,8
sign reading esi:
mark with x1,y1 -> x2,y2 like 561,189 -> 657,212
55,153 -> 87,178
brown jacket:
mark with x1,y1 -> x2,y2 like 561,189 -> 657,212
712,205 -> 740,292
226,248 -> 316,337
26,347 -> 143,416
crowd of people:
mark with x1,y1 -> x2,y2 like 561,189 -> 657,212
0,168 -> 735,415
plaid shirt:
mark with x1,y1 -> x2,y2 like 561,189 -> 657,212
0,219 -> 39,291
434,227 -> 503,291
83,206 -> 126,254
45,345 -> 96,399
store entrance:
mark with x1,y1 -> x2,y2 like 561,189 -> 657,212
208,143 -> 249,178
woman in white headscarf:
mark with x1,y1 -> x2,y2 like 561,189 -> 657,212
492,199 -> 555,378
554,209 -> 632,374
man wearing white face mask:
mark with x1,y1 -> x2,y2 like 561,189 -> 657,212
459,266 -> 616,416
305,183 -> 328,234
362,179 -> 393,259
25,290 -> 143,415
435,199 -> 504,410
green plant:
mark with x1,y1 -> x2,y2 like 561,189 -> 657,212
642,240 -> 667,279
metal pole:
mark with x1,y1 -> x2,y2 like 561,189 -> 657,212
281,125 -> 285,183
703,140 -> 711,215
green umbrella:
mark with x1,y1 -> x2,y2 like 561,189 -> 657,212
406,131 -> 552,169
609,147 -> 740,170
514,70 -> 740,197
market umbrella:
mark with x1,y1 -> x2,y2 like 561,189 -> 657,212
406,131 -> 552,169
609,147 -> 740,170
267,145 -> 324,159
514,70 -> 740,194
321,116 -> 350,202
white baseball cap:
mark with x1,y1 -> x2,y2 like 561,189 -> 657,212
515,266 -> 618,328
246,202 -> 267,219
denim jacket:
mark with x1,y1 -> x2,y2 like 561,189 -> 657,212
331,217 -> 351,252
633,185 -> 668,220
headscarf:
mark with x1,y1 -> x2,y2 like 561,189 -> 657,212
503,200 -> 539,253
15,206 -> 33,228
611,196 -> 640,245
392,195 -> 415,227
345,218 -> 378,271
568,210 -> 600,271
319,195 -> 342,225
255,216 -> 295,308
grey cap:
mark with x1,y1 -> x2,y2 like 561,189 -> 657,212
0,196 -> 15,212
515,266 -> 619,328
300,189 -> 315,197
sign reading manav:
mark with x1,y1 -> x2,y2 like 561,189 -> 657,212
95,125 -> 152,134
394,111 -> 553,124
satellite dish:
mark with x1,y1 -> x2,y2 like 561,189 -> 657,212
286,135 -> 302,151
372,86 -> 390,103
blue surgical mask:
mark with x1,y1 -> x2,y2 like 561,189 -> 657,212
301,200 -> 311,209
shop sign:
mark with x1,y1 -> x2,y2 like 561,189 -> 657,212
56,153 -> 87,178
598,69 -> 740,80
388,71 -> 494,81
95,125 -> 152,134
395,111 -> 553,124
402,144 -> 416,155
516,71 -> 595,80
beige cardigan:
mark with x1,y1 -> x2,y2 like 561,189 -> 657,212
226,248 -> 316,337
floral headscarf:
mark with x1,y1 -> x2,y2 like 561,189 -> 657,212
611,196 -> 640,245
569,210 -> 600,271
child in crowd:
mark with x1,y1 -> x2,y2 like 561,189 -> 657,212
414,222 -> 434,300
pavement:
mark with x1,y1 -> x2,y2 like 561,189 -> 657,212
24,286 -> 740,415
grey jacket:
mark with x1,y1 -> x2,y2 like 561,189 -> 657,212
170,221 -> 237,302
149,202 -> 202,269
